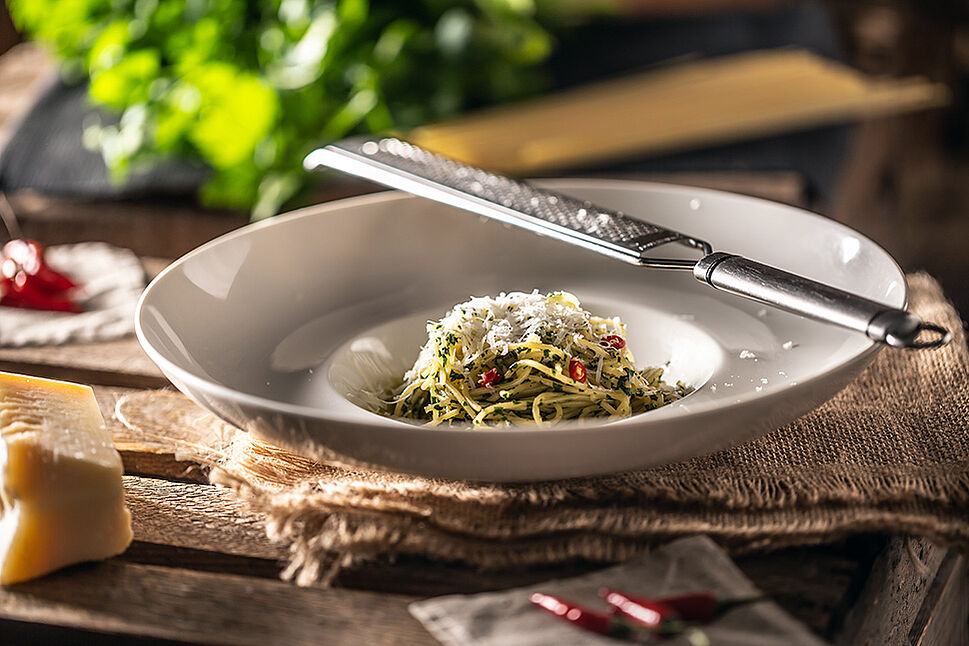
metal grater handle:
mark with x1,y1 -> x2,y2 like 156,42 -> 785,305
304,136 -> 711,267
694,254 -> 952,348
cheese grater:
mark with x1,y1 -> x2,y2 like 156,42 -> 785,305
304,137 -> 950,349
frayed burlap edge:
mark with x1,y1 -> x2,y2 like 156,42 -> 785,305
210,464 -> 969,586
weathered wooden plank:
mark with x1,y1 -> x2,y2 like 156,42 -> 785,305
120,542 -> 284,581
120,451 -> 208,483
121,515 -> 868,634
124,476 -> 283,561
94,386 -> 210,482
910,552 -> 969,646
0,561 -> 430,646
119,529 -> 870,641
0,337 -> 168,388
119,468 -> 866,639
834,536 -> 969,645
336,544 -> 861,633
119,470 -> 862,610
10,190 -> 246,260
118,540 -> 607,595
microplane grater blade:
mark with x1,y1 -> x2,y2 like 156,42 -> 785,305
305,137 -> 952,349
315,136 -> 702,264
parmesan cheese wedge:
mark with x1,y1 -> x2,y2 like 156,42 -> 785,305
0,372 -> 132,584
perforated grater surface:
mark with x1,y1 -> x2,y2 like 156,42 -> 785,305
305,136 -> 950,349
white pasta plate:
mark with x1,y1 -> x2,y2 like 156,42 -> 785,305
136,180 -> 905,481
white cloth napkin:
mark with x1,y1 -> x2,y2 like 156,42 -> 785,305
409,536 -> 828,646
0,242 -> 145,346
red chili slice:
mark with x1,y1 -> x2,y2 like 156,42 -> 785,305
569,358 -> 587,383
478,368 -> 502,387
600,334 -> 626,350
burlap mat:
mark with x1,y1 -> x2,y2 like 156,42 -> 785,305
116,273 -> 969,585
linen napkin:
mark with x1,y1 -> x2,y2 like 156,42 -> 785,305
0,242 -> 145,346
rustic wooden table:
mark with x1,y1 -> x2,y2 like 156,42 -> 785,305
0,44 -> 966,646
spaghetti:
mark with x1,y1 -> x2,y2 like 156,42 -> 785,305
389,291 -> 689,426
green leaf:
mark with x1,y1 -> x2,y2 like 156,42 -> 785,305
199,163 -> 261,210
186,64 -> 279,169
252,171 -> 301,220
321,87 -> 377,139
86,20 -> 130,71
153,83 -> 200,151
373,19 -> 418,66
9,0 -> 562,216
337,0 -> 368,25
89,49 -> 160,109
435,8 -> 473,57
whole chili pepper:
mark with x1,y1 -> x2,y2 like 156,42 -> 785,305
568,358 -> 587,383
599,589 -> 684,634
601,588 -> 766,625
530,592 -> 648,642
2,239 -> 77,292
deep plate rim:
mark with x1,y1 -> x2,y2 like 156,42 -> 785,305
136,178 -> 904,440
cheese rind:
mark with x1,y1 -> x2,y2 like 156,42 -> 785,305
0,372 -> 132,584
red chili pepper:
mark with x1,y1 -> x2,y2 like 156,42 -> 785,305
478,368 -> 502,387
600,334 -> 626,350
601,588 -> 765,625
600,589 -> 681,630
0,273 -> 82,313
2,239 -> 77,291
530,593 -> 642,641
568,358 -> 587,383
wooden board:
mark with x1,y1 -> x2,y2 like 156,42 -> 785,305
0,561 -> 428,646
837,536 -> 969,645
0,337 -> 167,388
0,314 -> 965,644
124,476 -> 282,561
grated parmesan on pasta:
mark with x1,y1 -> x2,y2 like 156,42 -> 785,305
388,291 -> 689,427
